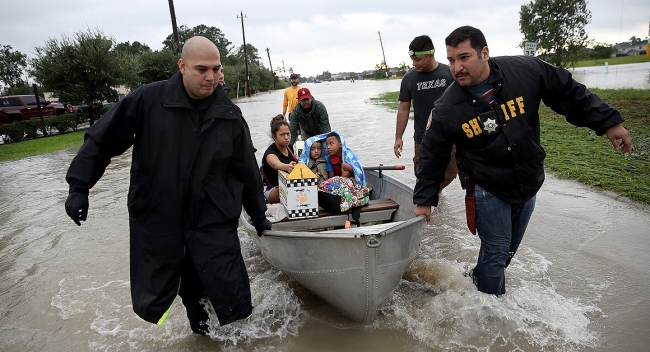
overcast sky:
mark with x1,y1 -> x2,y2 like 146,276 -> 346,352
3,0 -> 649,78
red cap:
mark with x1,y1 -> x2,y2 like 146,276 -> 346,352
290,73 -> 298,79
297,88 -> 312,101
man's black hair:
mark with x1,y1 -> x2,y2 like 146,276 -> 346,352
409,35 -> 434,52
445,26 -> 488,58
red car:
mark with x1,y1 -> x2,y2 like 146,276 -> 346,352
0,95 -> 67,123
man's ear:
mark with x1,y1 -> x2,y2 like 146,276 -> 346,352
178,58 -> 186,74
482,46 -> 490,62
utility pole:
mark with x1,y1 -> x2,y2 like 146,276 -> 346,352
266,48 -> 276,89
378,31 -> 389,79
32,84 -> 47,136
168,0 -> 181,54
238,11 -> 250,97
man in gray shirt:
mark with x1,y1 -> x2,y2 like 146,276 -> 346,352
394,35 -> 457,190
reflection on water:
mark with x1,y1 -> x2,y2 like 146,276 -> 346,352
1,70 -> 649,351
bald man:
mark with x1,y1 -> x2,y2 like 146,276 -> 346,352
64,36 -> 271,334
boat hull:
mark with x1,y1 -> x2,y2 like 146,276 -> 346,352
241,170 -> 425,323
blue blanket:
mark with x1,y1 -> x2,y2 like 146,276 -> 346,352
298,131 -> 366,186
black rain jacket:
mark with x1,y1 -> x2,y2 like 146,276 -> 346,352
66,72 -> 267,325
414,56 -> 624,206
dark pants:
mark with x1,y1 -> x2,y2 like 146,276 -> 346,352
179,250 -> 211,334
129,221 -> 252,330
180,225 -> 253,334
473,184 -> 536,295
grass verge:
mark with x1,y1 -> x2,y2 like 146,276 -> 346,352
368,91 -> 402,112
371,88 -> 650,205
0,130 -> 85,163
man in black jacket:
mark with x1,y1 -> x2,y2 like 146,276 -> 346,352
413,26 -> 632,295
64,36 -> 271,334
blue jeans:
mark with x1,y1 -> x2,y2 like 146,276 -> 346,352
473,184 -> 536,295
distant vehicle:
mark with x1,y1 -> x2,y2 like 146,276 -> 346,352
314,79 -> 322,83
0,95 -> 67,123
73,101 -> 104,115
103,101 -> 119,110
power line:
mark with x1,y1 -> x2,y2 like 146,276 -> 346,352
176,0 -> 200,23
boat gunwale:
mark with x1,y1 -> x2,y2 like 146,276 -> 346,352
240,170 -> 425,239
254,215 -> 424,239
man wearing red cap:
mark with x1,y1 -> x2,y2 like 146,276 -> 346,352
288,87 -> 331,146
282,73 -> 301,118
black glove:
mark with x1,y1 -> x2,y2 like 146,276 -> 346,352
65,191 -> 89,226
253,218 -> 272,237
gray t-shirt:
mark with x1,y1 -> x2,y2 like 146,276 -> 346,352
398,63 -> 453,143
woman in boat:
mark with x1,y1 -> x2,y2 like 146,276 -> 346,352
261,114 -> 298,203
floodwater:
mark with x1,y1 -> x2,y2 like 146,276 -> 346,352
571,62 -> 650,89
1,65 -> 649,351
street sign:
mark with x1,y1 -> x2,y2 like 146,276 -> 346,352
524,42 -> 538,56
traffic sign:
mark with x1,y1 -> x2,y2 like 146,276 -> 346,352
524,42 -> 538,56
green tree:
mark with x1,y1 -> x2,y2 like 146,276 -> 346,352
30,28 -> 138,125
248,63 -> 275,92
1,80 -> 33,96
519,0 -> 591,68
373,61 -> 387,79
137,49 -> 179,86
585,42 -> 616,59
233,43 -> 262,66
397,61 -> 410,76
115,41 -> 151,55
0,44 -> 28,88
163,25 -> 233,58
629,36 -> 642,44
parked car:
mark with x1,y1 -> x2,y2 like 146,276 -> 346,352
103,101 -> 119,109
0,95 -> 67,123
73,100 -> 104,114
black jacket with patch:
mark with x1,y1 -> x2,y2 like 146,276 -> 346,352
414,55 -> 624,206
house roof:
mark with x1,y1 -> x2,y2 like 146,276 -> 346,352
615,40 -> 649,52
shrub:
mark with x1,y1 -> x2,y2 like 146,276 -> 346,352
23,119 -> 42,140
65,114 -> 78,131
0,121 -> 25,143
75,111 -> 89,127
47,115 -> 75,134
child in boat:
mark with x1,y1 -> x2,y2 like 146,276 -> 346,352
307,140 -> 328,185
321,132 -> 369,211
325,132 -> 354,180
296,131 -> 369,212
